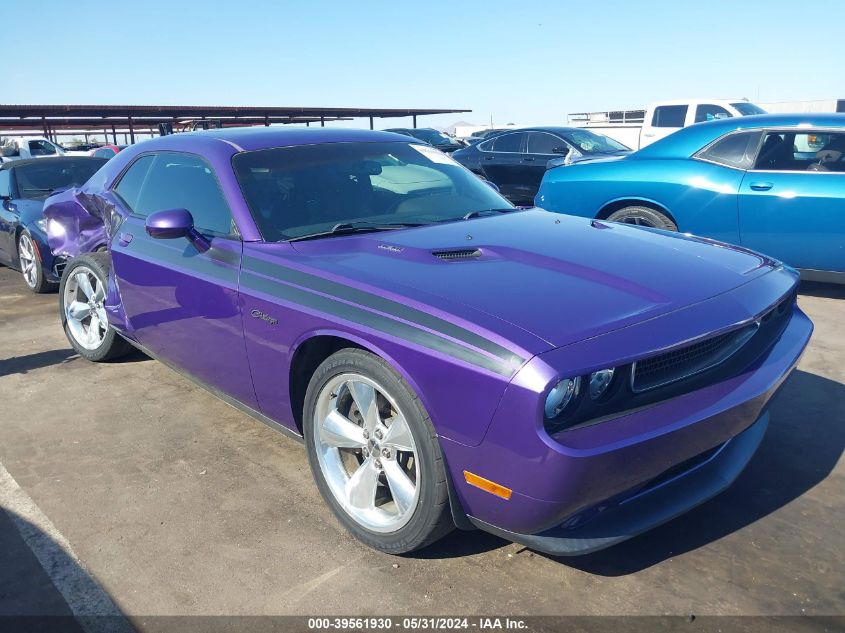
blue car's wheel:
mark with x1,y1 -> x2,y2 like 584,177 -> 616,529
606,206 -> 678,231
304,348 -> 453,554
17,230 -> 56,294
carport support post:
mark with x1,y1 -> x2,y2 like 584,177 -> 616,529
369,116 -> 373,130
265,115 -> 270,127
41,116 -> 48,138
128,116 -> 135,144
112,125 -> 117,144
413,115 -> 417,128
320,116 -> 325,128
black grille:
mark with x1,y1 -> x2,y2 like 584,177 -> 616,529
432,248 -> 481,261
632,322 -> 759,393
53,258 -> 67,279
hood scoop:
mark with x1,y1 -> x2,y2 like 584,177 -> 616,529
431,248 -> 481,261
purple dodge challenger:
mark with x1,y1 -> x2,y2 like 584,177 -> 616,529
44,127 -> 812,555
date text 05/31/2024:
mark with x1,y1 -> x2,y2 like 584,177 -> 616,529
307,617 -> 528,630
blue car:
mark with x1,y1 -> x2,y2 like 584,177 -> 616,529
536,114 -> 845,283
0,156 -> 106,292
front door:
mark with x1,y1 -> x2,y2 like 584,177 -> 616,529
522,132 -> 569,200
477,132 -> 528,203
107,151 -> 258,407
738,130 -> 845,274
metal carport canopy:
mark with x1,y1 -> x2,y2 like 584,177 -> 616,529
0,103 -> 471,131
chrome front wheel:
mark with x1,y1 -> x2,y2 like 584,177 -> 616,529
62,266 -> 108,351
18,232 -> 39,289
313,373 -> 420,533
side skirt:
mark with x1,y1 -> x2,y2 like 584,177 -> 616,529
799,268 -> 845,285
117,334 -> 304,444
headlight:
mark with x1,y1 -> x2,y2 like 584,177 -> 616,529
589,368 -> 615,400
544,377 -> 580,418
35,218 -> 48,232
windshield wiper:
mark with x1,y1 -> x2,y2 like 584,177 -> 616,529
461,208 -> 519,220
287,221 -> 426,243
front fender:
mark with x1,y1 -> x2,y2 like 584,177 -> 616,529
43,189 -> 119,258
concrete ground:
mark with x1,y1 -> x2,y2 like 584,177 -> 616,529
0,265 -> 843,624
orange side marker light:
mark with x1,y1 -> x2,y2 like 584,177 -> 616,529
463,470 -> 512,500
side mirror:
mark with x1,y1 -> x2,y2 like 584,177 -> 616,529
146,208 -> 211,251
145,208 -> 194,239
483,179 -> 500,193
552,146 -> 570,156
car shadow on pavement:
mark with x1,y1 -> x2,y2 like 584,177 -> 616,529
0,506 -> 131,632
553,369 -> 844,576
799,281 -> 845,300
0,349 -> 78,378
0,347 -> 150,378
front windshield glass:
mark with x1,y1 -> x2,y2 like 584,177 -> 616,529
559,129 -> 630,153
409,129 -> 454,146
233,141 -> 514,241
14,158 -> 106,199
731,102 -> 767,116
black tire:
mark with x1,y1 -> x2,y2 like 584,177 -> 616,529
303,348 -> 453,554
59,253 -> 133,362
18,230 -> 57,294
606,205 -> 678,231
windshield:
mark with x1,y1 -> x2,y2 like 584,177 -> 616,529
731,102 -> 767,116
233,141 -> 514,241
559,129 -> 630,154
14,158 -> 106,199
408,129 -> 455,146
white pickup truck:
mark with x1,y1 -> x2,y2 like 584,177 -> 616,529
568,99 -> 767,150
0,136 -> 66,162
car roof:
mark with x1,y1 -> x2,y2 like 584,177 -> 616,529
126,126 -> 416,154
0,155 -> 106,170
634,113 -> 845,159
484,126 -> 583,135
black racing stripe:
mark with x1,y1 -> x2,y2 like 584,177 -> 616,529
120,238 -> 239,284
241,272 -> 516,377
243,255 -> 525,367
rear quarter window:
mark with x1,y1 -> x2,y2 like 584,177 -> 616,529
695,131 -> 763,169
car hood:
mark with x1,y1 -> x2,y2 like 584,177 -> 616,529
11,198 -> 47,224
283,209 -> 780,351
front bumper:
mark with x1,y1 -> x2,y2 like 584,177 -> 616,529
468,411 -> 768,555
440,283 -> 812,554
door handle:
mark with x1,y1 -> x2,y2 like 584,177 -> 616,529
749,182 -> 773,191
118,232 -> 134,247
484,156 -> 495,161
643,132 -> 655,137
522,157 -> 535,162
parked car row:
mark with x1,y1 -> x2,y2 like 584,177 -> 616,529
0,136 -> 126,162
451,126 -> 631,204
8,125 -> 811,558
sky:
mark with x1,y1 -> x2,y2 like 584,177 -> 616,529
9,0 -> 845,132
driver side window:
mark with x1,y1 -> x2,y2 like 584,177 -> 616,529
115,153 -> 237,236
28,140 -> 58,156
488,132 -> 525,153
